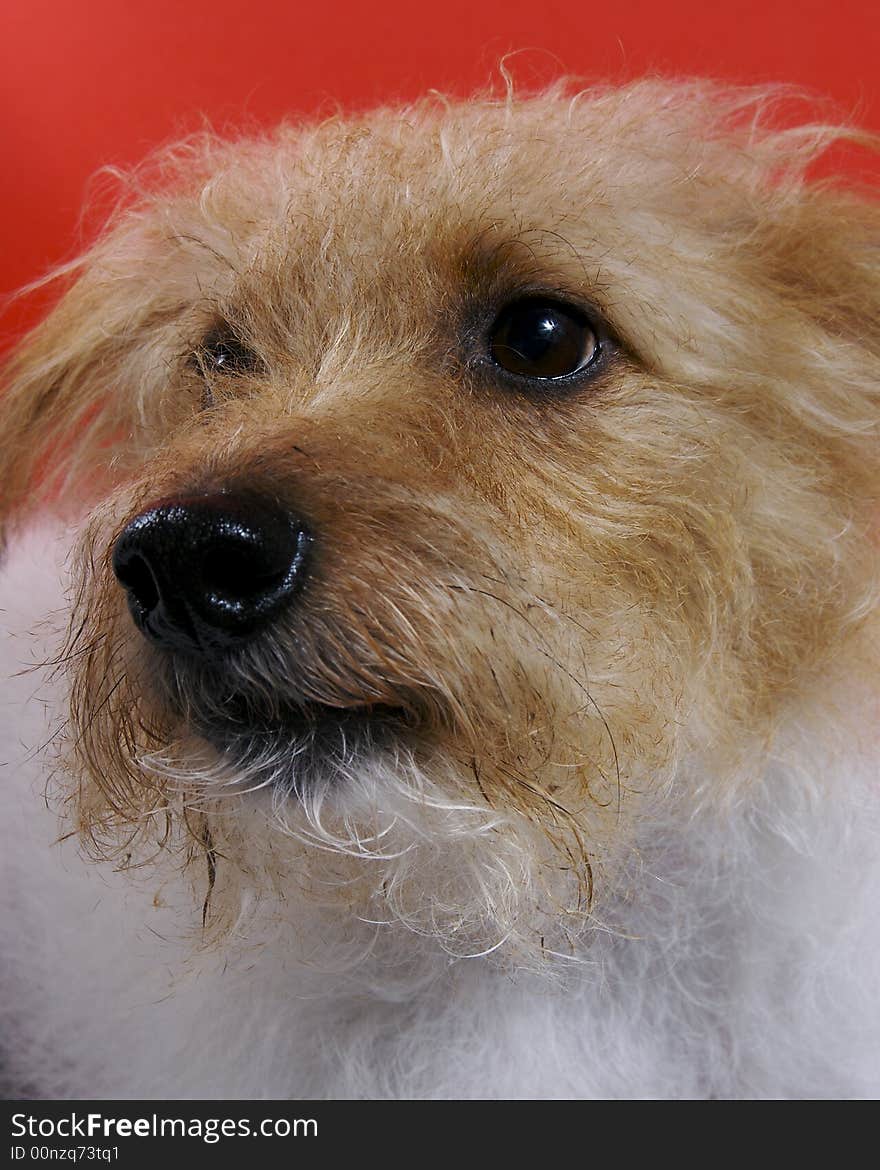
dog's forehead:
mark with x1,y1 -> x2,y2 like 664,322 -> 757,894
175,95 -> 718,291
88,88 -> 816,386
158,95 -> 737,356
267,102 -> 598,232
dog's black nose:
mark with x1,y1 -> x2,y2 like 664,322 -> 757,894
112,493 -> 311,654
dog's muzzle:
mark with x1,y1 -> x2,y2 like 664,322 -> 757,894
112,492 -> 311,655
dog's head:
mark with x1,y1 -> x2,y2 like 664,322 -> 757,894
3,82 -> 879,961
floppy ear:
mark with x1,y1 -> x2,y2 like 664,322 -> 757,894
764,184 -> 880,351
758,181 -> 880,476
1,274 -> 125,533
0,215 -> 196,540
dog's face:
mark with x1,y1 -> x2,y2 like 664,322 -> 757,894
3,83 -> 878,960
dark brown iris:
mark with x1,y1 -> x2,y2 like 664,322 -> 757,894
196,325 -> 261,376
489,298 -> 598,380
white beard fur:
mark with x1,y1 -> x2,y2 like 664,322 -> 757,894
2,524 -> 879,1100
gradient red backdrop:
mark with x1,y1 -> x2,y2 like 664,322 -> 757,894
2,0 -> 877,347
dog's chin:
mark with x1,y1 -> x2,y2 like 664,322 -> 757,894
193,700 -> 417,793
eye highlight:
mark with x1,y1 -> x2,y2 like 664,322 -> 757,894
194,326 -> 261,378
488,298 -> 599,381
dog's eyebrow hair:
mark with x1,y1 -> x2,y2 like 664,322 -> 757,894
463,221 -> 600,287
521,226 -> 598,289
169,232 -> 241,272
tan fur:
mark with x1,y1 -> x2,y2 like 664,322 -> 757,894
2,80 -> 879,955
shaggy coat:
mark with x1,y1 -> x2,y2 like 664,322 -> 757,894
1,82 -> 879,1098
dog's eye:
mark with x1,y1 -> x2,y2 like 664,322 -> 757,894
194,328 -> 261,377
488,298 -> 599,381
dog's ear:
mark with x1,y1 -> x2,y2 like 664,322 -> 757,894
753,180 -> 880,481
1,274 -> 122,532
764,185 -> 880,353
0,215 -> 192,539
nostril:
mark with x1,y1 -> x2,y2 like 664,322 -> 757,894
114,552 -> 160,615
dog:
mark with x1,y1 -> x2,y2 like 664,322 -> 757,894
1,79 -> 879,1100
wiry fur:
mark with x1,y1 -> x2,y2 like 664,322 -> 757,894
1,81 -> 879,1098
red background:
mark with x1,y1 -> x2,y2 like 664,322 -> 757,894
2,0 -> 878,346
